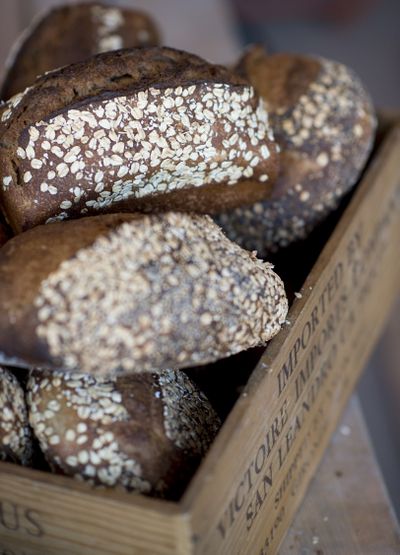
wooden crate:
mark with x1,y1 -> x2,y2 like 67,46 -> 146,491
0,119 -> 399,555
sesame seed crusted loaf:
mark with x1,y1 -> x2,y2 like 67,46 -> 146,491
0,212 -> 288,376
1,2 -> 160,101
27,368 -> 220,499
0,366 -> 33,465
216,46 -> 376,256
0,46 -> 280,233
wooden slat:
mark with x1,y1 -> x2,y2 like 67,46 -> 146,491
279,396 -> 400,555
0,463 -> 189,555
183,126 -> 400,554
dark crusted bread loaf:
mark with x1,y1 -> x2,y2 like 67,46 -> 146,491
0,366 -> 33,465
0,215 -> 10,247
28,368 -> 220,499
0,212 -> 288,376
0,47 -> 280,233
216,46 -> 376,256
1,2 -> 160,100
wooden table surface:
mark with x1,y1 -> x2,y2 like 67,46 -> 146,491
279,396 -> 400,555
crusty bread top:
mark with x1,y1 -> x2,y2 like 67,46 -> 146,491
0,212 -> 288,374
28,368 -> 220,497
0,213 -> 138,364
235,46 -> 375,159
0,366 -> 33,465
0,213 -> 137,319
1,2 -> 160,100
0,46 -> 245,142
0,47 -> 279,232
217,46 -> 376,255
236,46 -> 321,112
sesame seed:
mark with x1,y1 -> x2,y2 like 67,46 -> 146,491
300,191 -> 310,202
26,145 -> 35,160
65,430 -> 76,441
78,451 -> 89,464
316,152 -> 329,167
2,176 -> 12,188
23,171 -> 32,183
57,163 -> 69,178
49,435 -> 60,446
31,159 -> 43,169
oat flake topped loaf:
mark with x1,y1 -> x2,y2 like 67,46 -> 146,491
28,368 -> 220,498
0,2 -> 160,100
0,212 -> 288,376
216,47 -> 376,256
0,366 -> 33,465
0,47 -> 279,233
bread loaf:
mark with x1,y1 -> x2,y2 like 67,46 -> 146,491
0,366 -> 33,465
216,46 -> 376,256
0,212 -> 288,376
28,368 -> 220,498
1,2 -> 160,100
0,216 -> 10,247
0,47 -> 279,233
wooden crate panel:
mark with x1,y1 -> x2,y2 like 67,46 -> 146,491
0,463 -> 188,555
184,126 -> 400,555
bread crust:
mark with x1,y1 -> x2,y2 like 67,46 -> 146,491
0,212 -> 288,375
28,368 -> 220,499
0,366 -> 33,465
1,2 -> 160,100
216,47 -> 376,255
0,47 -> 279,232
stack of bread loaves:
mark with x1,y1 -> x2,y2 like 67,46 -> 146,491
0,2 -> 375,499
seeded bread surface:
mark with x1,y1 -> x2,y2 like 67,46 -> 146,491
0,366 -> 33,465
1,2 -> 160,100
0,212 -> 288,375
0,47 -> 279,233
28,368 -> 220,498
216,47 -> 376,256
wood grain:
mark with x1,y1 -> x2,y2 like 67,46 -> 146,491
279,396 -> 400,555
0,464 -> 189,555
184,125 -> 400,554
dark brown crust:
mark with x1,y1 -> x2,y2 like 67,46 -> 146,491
0,47 -> 242,140
0,213 -> 137,365
28,369 -> 220,499
0,213 -> 11,247
0,212 -> 287,374
26,178 -> 274,223
0,366 -> 33,465
236,46 -> 321,112
216,47 -> 376,255
0,47 -> 279,232
1,2 -> 160,100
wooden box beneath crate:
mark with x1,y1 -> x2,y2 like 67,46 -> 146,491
0,118 -> 399,555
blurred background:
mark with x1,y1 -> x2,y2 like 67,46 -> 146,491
0,0 -> 399,523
